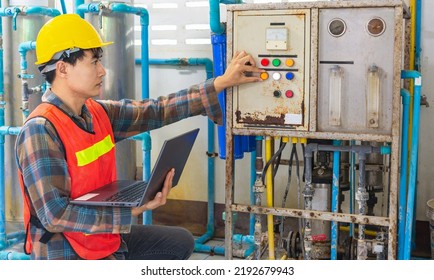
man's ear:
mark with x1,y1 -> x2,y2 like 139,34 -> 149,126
55,61 -> 68,77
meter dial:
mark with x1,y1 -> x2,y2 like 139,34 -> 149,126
328,18 -> 346,37
367,17 -> 386,36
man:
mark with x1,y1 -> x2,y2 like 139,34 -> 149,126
15,14 -> 263,260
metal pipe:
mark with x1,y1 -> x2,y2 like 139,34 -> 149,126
304,143 -> 391,259
349,140 -> 355,237
401,70 -> 422,260
18,40 -> 37,120
398,88 -> 410,259
253,136 -> 264,260
356,153 -> 368,260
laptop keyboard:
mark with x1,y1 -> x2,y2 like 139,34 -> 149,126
105,181 -> 147,202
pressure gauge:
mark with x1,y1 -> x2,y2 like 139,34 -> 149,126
367,17 -> 386,36
328,18 -> 346,37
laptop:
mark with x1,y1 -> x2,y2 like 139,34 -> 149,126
70,128 -> 200,207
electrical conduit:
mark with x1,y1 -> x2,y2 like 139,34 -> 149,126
265,136 -> 275,259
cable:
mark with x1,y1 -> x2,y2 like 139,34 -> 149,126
261,141 -> 286,186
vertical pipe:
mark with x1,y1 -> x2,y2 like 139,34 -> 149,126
349,140 -> 355,237
402,71 -> 422,260
407,0 -> 416,165
209,0 -> 224,35
59,0 -> 67,14
331,140 -> 341,260
253,136 -> 263,260
74,0 -> 85,18
398,89 -> 410,259
265,136 -> 275,259
356,154 -> 368,260
250,149 -> 256,236
0,0 -> 6,251
303,145 -> 315,260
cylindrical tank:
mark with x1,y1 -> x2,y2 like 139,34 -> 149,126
3,0 -> 55,229
83,1 -> 136,180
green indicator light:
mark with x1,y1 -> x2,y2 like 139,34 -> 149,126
272,59 -> 281,67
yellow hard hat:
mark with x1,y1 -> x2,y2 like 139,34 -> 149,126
35,14 -> 113,65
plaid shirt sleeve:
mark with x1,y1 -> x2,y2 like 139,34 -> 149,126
98,78 -> 223,141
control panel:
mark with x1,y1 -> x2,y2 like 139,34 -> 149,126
231,9 -> 311,131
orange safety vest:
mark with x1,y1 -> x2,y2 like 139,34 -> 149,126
19,99 -> 121,259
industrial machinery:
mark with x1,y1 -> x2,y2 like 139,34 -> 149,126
224,0 -> 408,260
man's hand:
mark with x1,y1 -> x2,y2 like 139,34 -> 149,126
131,168 -> 175,217
214,50 -> 264,93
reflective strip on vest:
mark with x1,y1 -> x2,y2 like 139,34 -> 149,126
75,135 -> 115,167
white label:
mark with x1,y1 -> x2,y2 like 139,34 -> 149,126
284,113 -> 302,125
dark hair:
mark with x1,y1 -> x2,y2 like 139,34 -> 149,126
42,47 -> 103,84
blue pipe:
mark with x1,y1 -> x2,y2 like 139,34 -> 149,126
26,6 -> 61,17
398,88 -> 411,259
18,41 -> 37,119
401,70 -> 422,260
18,41 -> 36,71
331,140 -> 341,260
209,0 -> 225,35
59,0 -> 67,14
0,1 -> 5,251
250,149 -> 256,236
0,251 -> 30,260
0,6 -> 60,31
74,0 -> 85,18
78,2 -> 151,224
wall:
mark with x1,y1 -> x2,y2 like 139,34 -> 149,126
417,0 -> 434,220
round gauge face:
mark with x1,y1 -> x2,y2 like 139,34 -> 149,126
328,18 -> 346,37
367,18 -> 386,36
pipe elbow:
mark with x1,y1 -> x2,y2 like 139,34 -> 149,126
110,3 -> 149,24
401,70 -> 421,80
18,41 -> 36,54
400,89 -> 411,104
304,143 -> 318,157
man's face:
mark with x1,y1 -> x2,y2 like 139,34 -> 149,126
65,50 -> 106,99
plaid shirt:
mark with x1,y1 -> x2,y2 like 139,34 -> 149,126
15,78 -> 222,259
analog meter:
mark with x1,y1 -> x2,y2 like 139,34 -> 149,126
328,18 -> 346,37
266,27 -> 288,50
367,17 -> 386,36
